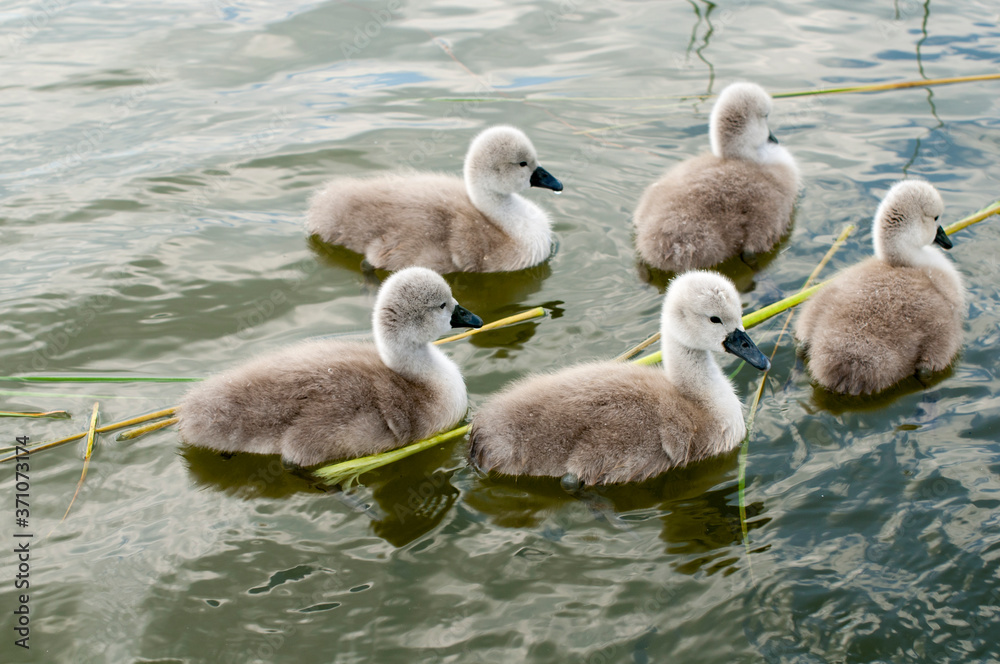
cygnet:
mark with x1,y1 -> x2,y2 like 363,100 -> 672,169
634,82 -> 801,272
469,271 -> 770,486
306,125 -> 563,273
178,267 -> 483,467
795,180 -> 965,395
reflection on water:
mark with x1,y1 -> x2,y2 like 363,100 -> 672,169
805,360 -> 955,414
181,444 -> 325,499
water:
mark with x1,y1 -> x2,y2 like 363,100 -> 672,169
2,1 -> 1000,662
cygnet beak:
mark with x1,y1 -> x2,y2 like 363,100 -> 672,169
722,328 -> 770,371
450,304 -> 483,329
767,130 -> 779,145
530,165 -> 563,192
933,225 -> 953,250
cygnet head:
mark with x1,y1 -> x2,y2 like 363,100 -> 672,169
709,82 -> 778,162
662,271 -> 770,370
373,267 -> 482,355
872,180 -> 950,267
463,125 -> 563,198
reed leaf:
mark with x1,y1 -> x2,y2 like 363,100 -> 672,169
736,223 -> 855,579
0,376 -> 201,383
771,73 -> 1000,99
0,410 -> 71,419
576,73 -> 1000,135
435,307 -> 546,344
0,408 -> 176,462
944,199 -> 1000,235
313,425 -> 470,488
629,280 -> 830,367
117,417 -> 179,441
0,389 -> 148,400
0,309 -> 547,390
732,200 -> 996,551
53,402 -> 100,529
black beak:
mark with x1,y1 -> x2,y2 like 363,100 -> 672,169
529,165 -> 563,192
723,328 -> 770,371
933,225 -> 952,250
450,304 -> 483,329
767,130 -> 779,145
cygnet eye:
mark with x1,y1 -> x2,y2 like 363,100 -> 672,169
439,302 -> 447,310
710,316 -> 722,324
934,215 -> 940,221
519,161 -> 528,167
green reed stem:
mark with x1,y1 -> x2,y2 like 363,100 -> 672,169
0,376 -> 201,383
313,426 -> 470,488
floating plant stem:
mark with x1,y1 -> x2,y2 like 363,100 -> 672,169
0,408 -> 176,462
0,410 -> 71,419
575,73 -> 1000,135
628,281 -> 829,367
53,402 -> 100,529
771,73 -> 1000,99
0,376 -> 201,383
435,307 -> 546,345
313,426 -> 470,488
428,73 -> 1000,107
614,332 -> 660,363
117,417 -> 179,441
736,223 -> 855,579
944,199 -> 1000,236
0,310 -> 547,389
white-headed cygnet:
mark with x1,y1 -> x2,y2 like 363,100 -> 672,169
469,271 -> 770,486
178,267 -> 483,468
633,82 -> 801,273
795,180 -> 965,396
306,125 -> 563,273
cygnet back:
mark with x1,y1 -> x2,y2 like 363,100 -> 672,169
795,181 -> 965,395
306,125 -> 562,273
469,271 -> 769,485
634,82 -> 800,273
178,267 -> 482,467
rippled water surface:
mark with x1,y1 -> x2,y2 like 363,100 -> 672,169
3,1 -> 1000,662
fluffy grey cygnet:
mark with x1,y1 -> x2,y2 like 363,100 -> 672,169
795,180 -> 965,396
468,271 -> 770,486
306,125 -> 563,273
178,267 -> 483,467
633,82 -> 801,272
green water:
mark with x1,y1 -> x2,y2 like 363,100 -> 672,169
3,1 -> 1000,662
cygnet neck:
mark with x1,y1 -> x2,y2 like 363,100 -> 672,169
661,327 -> 746,453
876,238 -> 965,306
467,180 -> 539,228
877,238 -> 944,268
660,334 -> 729,402
714,138 -> 797,172
466,177 -> 553,263
375,328 -> 450,382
